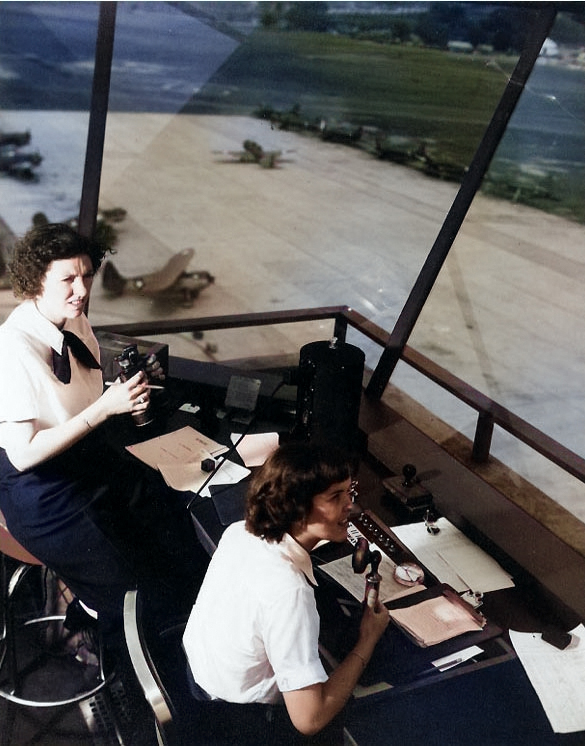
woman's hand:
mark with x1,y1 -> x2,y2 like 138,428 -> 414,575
144,353 -> 165,383
99,371 -> 150,418
358,598 -> 390,645
283,599 -> 390,736
5,372 -> 151,472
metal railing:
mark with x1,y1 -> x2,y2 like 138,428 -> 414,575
94,305 -> 585,488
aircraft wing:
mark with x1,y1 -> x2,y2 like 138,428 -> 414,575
133,248 -> 195,293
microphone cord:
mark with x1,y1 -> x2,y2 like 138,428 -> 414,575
186,379 -> 286,512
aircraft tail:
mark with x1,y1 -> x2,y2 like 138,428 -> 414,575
102,261 -> 126,296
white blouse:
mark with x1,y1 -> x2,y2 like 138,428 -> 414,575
0,300 -> 103,448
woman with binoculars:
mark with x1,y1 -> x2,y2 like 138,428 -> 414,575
0,223 -> 206,637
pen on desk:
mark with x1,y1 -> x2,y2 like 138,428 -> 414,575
420,657 -> 464,677
437,657 -> 463,671
105,381 -> 164,389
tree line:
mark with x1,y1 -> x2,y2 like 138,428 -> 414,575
259,2 -> 585,54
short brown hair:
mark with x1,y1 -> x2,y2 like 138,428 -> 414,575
245,441 -> 354,543
9,223 -> 108,299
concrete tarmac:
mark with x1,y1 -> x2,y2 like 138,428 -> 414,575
1,112 -> 584,521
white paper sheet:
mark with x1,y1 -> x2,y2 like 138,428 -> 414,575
231,431 -> 279,467
158,457 -> 250,496
125,425 -> 248,496
510,625 -> 585,733
126,425 -> 228,470
391,518 -> 514,593
432,645 -> 483,670
319,551 -> 425,604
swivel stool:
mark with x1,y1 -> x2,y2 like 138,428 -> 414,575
0,511 -> 126,745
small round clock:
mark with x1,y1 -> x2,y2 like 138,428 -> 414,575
393,562 -> 425,586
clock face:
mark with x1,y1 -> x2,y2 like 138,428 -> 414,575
394,562 -> 425,586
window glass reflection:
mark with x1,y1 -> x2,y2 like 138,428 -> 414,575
95,2 -> 522,363
408,11 -> 585,521
0,1 -> 97,240
6,2 -> 580,521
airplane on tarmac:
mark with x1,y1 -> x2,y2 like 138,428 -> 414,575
0,131 -> 33,148
101,248 -> 215,307
0,130 -> 43,180
214,139 -> 293,169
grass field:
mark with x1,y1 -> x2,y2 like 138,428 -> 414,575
186,31 -> 584,224
186,31 -> 513,166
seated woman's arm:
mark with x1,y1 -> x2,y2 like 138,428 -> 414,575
283,600 -> 390,736
4,371 -> 149,471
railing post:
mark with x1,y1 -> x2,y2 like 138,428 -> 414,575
333,314 -> 348,344
472,411 -> 495,463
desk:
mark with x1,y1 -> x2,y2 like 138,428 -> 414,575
346,655 -> 585,746
189,485 -> 512,690
114,362 -> 584,743
312,514 -> 513,694
189,490 -> 583,744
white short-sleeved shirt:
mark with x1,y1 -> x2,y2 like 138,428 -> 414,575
0,300 -> 103,448
183,521 -> 328,704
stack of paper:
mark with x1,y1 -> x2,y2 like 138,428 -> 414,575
391,518 -> 514,594
389,590 -> 485,647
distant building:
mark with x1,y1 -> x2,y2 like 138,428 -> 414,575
447,40 -> 474,54
328,2 -> 429,14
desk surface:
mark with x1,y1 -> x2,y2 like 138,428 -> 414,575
113,370 -> 580,640
347,654 -> 585,746
190,486 -> 512,693
115,368 -> 584,741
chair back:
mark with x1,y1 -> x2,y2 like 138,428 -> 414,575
123,589 -> 178,746
123,590 -> 314,746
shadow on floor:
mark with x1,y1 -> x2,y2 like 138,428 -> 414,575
0,563 -> 157,746
0,666 -> 158,746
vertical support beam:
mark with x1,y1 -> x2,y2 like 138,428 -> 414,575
77,2 -> 117,240
472,411 -> 495,463
366,4 -> 557,399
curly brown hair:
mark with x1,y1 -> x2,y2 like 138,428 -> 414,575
245,441 -> 354,543
9,223 -> 108,299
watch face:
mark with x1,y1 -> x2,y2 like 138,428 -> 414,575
393,562 -> 425,586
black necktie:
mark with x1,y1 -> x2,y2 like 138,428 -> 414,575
52,330 -> 101,384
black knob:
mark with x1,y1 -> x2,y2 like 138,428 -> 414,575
370,550 -> 381,575
402,463 -> 417,487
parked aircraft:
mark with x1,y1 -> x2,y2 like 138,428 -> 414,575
319,119 -> 363,145
214,139 -> 292,168
0,130 -> 32,148
0,129 -> 42,180
101,248 -> 214,307
0,265 -> 11,290
0,147 -> 42,180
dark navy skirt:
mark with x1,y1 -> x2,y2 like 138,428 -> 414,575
0,428 -> 207,631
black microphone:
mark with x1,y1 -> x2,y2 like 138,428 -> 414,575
352,537 -> 382,608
